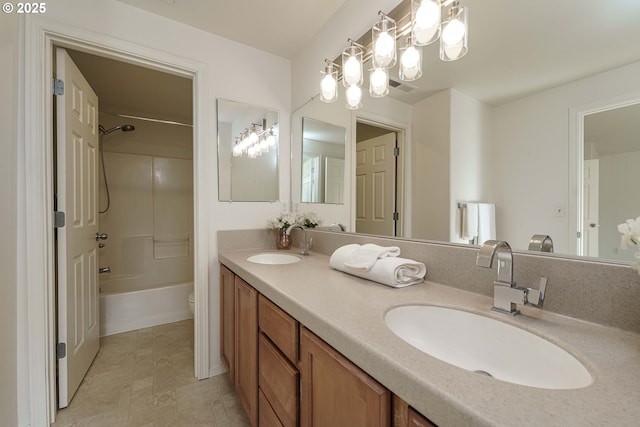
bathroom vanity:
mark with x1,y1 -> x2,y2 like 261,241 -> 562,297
218,229 -> 640,427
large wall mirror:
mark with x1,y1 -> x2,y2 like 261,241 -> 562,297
217,99 -> 279,202
290,0 -> 640,264
301,117 -> 346,204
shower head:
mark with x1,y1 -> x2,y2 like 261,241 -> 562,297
99,124 -> 136,135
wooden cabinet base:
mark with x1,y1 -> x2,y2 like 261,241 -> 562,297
300,327 -> 390,427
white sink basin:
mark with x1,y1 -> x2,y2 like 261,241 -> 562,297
384,305 -> 592,390
246,253 -> 301,265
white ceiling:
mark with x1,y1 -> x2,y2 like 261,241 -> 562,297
71,0 -> 640,146
116,0 -> 640,107
116,0 -> 349,59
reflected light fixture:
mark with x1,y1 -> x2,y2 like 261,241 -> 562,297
232,119 -> 277,158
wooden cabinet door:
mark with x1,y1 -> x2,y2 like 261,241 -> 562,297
392,395 -> 437,427
259,333 -> 299,427
220,265 -> 235,382
235,276 -> 258,427
300,327 -> 390,427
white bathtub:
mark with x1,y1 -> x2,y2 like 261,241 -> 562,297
99,279 -> 193,336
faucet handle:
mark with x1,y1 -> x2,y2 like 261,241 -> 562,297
526,277 -> 547,307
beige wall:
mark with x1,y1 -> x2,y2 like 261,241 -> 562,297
0,12 -> 19,426
411,90 -> 451,241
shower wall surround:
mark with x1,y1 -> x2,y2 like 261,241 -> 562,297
99,116 -> 194,291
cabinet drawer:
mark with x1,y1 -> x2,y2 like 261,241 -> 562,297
259,388 -> 284,427
259,294 -> 299,363
259,333 -> 299,427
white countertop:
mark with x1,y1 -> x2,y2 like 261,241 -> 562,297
219,249 -> 640,427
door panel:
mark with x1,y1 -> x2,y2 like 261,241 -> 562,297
356,133 -> 396,236
56,48 -> 100,408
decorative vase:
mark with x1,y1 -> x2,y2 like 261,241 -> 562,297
275,228 -> 291,250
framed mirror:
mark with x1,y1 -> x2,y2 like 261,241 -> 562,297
301,117 -> 346,204
217,99 -> 279,202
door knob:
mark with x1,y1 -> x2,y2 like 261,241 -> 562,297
589,223 -> 600,228
95,233 -> 108,241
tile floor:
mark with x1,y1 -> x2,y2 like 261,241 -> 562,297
53,320 -> 250,427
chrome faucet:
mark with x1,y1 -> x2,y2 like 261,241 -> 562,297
476,240 -> 547,315
528,234 -> 554,252
286,224 -> 311,255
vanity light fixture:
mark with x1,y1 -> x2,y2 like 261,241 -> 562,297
318,0 -> 469,108
320,60 -> 339,102
369,67 -> 389,98
440,0 -> 468,61
342,40 -> 364,87
372,12 -> 397,69
232,119 -> 277,158
399,36 -> 422,81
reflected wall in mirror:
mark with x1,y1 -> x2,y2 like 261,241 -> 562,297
301,117 -> 346,204
217,99 -> 279,201
578,101 -> 640,263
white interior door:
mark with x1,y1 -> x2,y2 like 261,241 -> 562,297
583,159 -> 600,257
302,155 -> 320,203
325,157 -> 344,204
56,48 -> 100,408
355,133 -> 396,236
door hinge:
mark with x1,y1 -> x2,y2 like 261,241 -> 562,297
393,146 -> 400,156
57,343 -> 66,359
54,211 -> 65,228
577,231 -> 582,238
53,78 -> 64,96
393,212 -> 399,221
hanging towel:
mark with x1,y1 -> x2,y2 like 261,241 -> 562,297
330,247 -> 426,288
460,203 -> 479,240
477,203 -> 496,244
343,243 -> 401,271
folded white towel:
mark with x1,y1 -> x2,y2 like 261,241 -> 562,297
461,203 -> 479,240
330,245 -> 426,288
343,243 -> 401,271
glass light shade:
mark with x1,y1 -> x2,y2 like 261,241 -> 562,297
372,15 -> 397,69
320,62 -> 339,102
267,131 -> 276,147
249,129 -> 258,143
345,84 -> 362,110
369,68 -> 389,98
260,137 -> 269,153
412,0 -> 441,46
440,4 -> 468,61
342,45 -> 364,87
232,142 -> 242,157
399,39 -> 422,81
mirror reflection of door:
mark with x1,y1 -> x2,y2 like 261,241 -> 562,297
582,102 -> 640,261
301,117 -> 346,204
355,122 -> 400,237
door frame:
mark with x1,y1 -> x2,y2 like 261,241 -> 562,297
569,91 -> 640,256
21,17 -> 210,425
354,112 -> 409,237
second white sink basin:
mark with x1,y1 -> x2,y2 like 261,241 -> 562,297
385,305 -> 592,390
246,253 -> 301,265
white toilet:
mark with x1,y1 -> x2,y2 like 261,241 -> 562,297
188,292 -> 195,314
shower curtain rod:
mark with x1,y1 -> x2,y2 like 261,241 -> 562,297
100,111 -> 193,128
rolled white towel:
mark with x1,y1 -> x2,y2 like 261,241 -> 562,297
343,243 -> 401,271
331,247 -> 426,288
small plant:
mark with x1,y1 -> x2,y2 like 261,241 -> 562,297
617,216 -> 640,275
